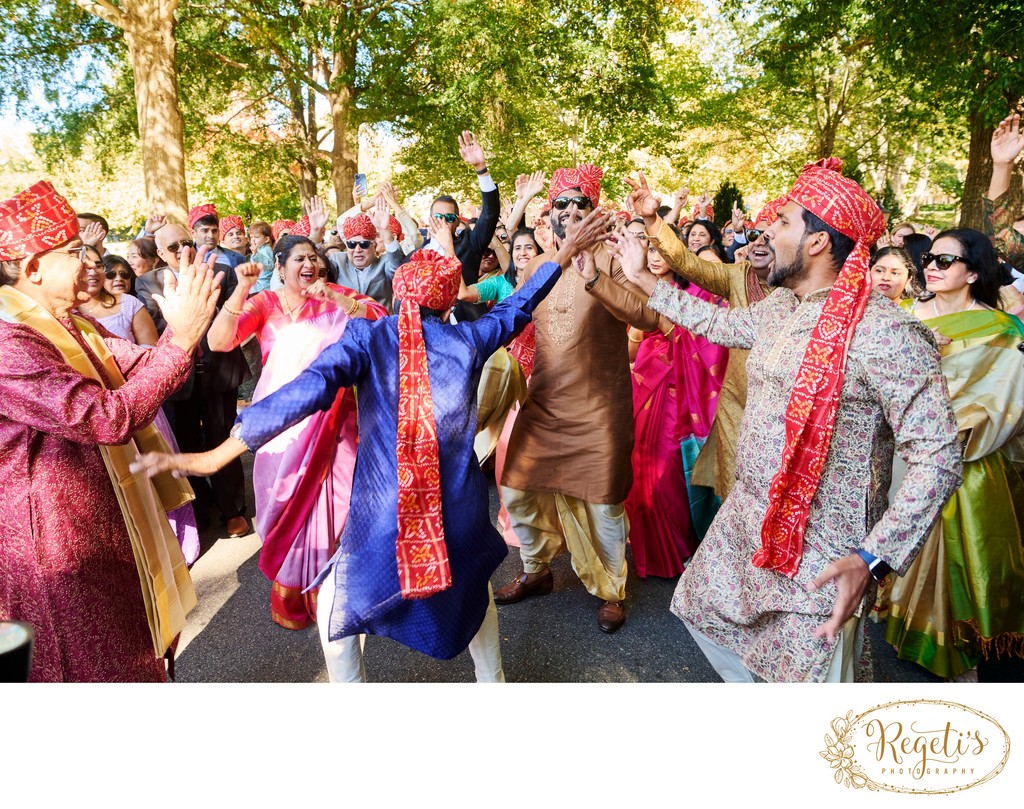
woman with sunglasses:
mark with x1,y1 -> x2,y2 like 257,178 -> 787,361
885,228 -> 1024,681
205,235 -> 387,630
76,251 -> 200,565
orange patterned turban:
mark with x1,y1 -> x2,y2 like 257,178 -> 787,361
188,203 -> 218,230
0,181 -> 79,261
290,215 -> 311,237
342,214 -> 377,241
388,215 -> 404,243
219,215 -> 245,241
755,157 -> 886,578
549,164 -> 603,207
755,195 -> 787,227
391,249 -> 464,600
271,219 -> 295,242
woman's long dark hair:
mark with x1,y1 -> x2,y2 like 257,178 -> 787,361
103,254 -> 137,297
923,228 -> 1004,310
505,228 -> 541,287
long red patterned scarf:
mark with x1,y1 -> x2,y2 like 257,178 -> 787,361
754,159 -> 885,578
393,250 -> 462,598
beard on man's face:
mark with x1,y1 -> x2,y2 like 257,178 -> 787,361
551,209 -> 585,241
766,234 -> 808,288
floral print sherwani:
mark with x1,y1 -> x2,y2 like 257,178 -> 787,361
647,281 -> 963,681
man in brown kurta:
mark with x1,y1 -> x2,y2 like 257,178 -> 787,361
496,164 -> 663,632
636,184 -> 784,498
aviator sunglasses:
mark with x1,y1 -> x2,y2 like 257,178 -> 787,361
744,228 -> 768,243
551,195 -> 592,211
164,239 -> 195,254
432,212 -> 460,223
104,268 -> 133,281
920,252 -> 966,271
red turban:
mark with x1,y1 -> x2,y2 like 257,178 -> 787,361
342,214 -> 377,241
390,249 -> 463,599
188,203 -> 218,230
271,219 -> 295,242
219,215 -> 245,241
290,215 -> 311,237
755,157 -> 886,578
755,195 -> 787,227
549,163 -> 603,207
0,181 -> 79,261
388,215 -> 404,243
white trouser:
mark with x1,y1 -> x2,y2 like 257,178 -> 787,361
316,568 -> 505,683
684,614 -> 863,683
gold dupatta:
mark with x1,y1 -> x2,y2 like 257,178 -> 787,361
0,285 -> 196,656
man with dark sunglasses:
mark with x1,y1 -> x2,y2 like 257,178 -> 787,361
496,163 -> 663,634
418,131 -> 500,322
330,203 -> 407,312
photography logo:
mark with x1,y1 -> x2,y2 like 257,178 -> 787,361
821,700 -> 1010,794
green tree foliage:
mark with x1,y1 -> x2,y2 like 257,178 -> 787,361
712,178 -> 744,226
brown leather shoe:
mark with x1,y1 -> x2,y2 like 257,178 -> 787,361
493,569 -> 554,604
226,516 -> 251,537
597,601 -> 626,633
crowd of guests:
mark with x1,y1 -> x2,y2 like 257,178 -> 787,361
2,115 -> 1023,684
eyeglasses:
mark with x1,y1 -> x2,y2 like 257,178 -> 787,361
164,239 -> 195,254
345,240 -> 373,249
432,212 -> 459,223
104,269 -> 133,281
920,253 -> 965,271
551,196 -> 592,211
330,229 -> 338,235
744,228 -> 767,243
64,244 -> 102,269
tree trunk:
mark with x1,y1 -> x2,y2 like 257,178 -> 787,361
297,155 -> 319,204
959,109 -> 993,230
122,3 -> 189,224
328,88 -> 357,213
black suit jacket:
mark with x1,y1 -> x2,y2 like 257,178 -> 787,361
453,185 -> 499,321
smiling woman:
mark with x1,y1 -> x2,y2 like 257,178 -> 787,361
0,180 -> 220,681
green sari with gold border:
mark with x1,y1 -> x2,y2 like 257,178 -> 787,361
885,305 -> 1024,677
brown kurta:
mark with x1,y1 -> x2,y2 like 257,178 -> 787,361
646,223 -> 770,498
501,245 -> 662,504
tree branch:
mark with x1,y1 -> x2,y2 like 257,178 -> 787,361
73,0 -> 128,30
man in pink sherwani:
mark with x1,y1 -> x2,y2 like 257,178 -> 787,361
0,181 -> 221,682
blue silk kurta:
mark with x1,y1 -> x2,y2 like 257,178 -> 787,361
237,261 -> 564,658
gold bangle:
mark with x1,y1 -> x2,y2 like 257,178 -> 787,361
223,304 -> 243,317
344,298 -> 360,316
627,333 -> 643,344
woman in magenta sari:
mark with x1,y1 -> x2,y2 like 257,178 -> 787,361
624,221 -> 728,578
208,235 -> 386,629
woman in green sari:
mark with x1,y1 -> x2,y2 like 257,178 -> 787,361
885,228 -> 1024,680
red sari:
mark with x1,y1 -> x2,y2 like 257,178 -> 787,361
625,283 -> 728,578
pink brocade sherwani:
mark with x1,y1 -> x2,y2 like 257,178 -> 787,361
0,317 -> 192,682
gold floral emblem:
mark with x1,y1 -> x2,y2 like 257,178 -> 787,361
820,711 -> 878,790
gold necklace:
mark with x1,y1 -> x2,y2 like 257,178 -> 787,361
932,296 -> 976,318
280,289 -> 303,318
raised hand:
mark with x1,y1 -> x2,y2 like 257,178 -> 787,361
352,181 -> 364,206
606,226 -> 650,289
369,197 -> 391,233
991,112 -> 1024,165
922,225 -> 939,239
154,247 -> 224,354
144,212 -> 167,235
304,196 -> 329,233
428,214 -> 455,256
458,130 -> 487,171
674,187 -> 690,208
234,261 -> 261,291
698,192 -> 712,218
514,173 -> 529,199
80,220 -> 105,247
558,206 -> 615,261
522,170 -> 546,199
378,181 -> 401,210
623,172 -> 662,224
731,200 -> 745,232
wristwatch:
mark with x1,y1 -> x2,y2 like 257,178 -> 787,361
585,271 -> 601,291
229,422 -> 250,452
854,549 -> 892,582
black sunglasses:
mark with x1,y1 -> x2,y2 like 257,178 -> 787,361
551,195 -> 592,211
744,228 -> 766,243
346,240 -> 373,250
432,212 -> 459,223
104,269 -> 133,281
920,252 -> 966,271
164,239 -> 195,254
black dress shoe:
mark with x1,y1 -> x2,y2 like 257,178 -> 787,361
493,569 -> 554,604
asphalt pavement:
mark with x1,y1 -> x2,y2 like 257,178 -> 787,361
170,454 -> 1016,684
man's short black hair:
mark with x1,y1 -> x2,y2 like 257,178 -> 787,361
801,208 -> 855,270
193,214 -> 219,229
78,212 -> 109,233
431,195 -> 460,216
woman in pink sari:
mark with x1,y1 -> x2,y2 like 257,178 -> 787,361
208,236 -> 386,628
624,221 -> 728,578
